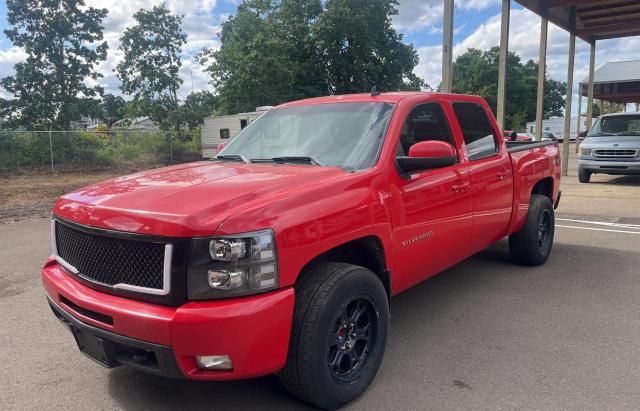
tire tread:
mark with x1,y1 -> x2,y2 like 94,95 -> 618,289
509,194 -> 555,266
279,262 -> 387,409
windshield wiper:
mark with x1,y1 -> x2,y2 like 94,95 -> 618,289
615,131 -> 640,136
215,154 -> 251,164
589,132 -> 617,137
266,156 -> 324,166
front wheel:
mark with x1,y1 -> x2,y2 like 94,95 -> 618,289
578,168 -> 591,183
509,194 -> 555,266
279,262 -> 389,410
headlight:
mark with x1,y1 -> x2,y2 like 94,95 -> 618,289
581,148 -> 592,156
188,229 -> 278,299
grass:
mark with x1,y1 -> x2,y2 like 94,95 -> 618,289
0,171 -> 122,223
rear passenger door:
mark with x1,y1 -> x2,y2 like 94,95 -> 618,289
451,102 -> 513,253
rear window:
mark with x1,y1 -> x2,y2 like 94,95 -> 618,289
452,103 -> 498,160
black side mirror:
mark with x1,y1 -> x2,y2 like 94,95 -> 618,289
396,140 -> 457,175
396,156 -> 457,173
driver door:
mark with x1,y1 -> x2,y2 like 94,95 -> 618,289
389,102 -> 472,294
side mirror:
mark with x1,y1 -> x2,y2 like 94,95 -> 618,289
396,140 -> 457,174
578,131 -> 587,138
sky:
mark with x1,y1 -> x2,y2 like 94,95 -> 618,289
0,0 -> 639,114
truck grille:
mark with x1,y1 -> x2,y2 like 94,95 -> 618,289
53,220 -> 171,295
593,149 -> 638,159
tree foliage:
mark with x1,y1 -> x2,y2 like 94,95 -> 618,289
317,0 -> 423,94
201,0 -> 424,114
100,94 -> 126,125
452,47 -> 567,129
116,5 -> 186,105
1,0 -> 108,130
180,91 -> 219,130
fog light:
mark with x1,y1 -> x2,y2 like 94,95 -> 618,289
195,355 -> 233,370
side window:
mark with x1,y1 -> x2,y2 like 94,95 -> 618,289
397,103 -> 456,157
452,103 -> 498,160
220,128 -> 230,139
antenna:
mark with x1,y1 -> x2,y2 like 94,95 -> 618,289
370,85 -> 380,96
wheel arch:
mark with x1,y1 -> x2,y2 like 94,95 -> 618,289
531,176 -> 554,200
297,236 -> 391,301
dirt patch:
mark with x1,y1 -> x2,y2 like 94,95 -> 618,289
0,171 -> 122,224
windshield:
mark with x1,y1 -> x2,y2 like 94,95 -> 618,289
589,115 -> 640,136
216,102 -> 394,170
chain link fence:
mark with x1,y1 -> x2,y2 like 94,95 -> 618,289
0,129 -> 202,177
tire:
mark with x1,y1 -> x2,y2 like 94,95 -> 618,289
279,262 -> 389,410
509,194 -> 555,266
578,168 -> 591,183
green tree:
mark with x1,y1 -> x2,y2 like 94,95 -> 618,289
280,0 -> 326,100
544,78 -> 567,118
452,47 -> 567,130
200,0 -> 299,114
180,91 -> 219,130
317,0 -> 423,94
116,5 -> 186,106
1,0 -> 108,130
100,94 -> 126,125
201,0 -> 424,114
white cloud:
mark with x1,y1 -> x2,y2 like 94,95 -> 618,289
393,0 -> 444,33
457,0 -> 500,10
0,1 -> 221,98
0,46 -> 27,79
83,0 -> 222,96
394,0 -> 499,33
413,7 -> 640,116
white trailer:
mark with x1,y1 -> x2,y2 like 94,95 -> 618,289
526,116 -> 592,141
201,107 -> 272,158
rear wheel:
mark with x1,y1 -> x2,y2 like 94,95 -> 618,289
279,262 -> 389,410
578,168 -> 591,183
509,194 -> 555,266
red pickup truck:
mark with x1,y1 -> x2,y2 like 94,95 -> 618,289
43,92 -> 560,409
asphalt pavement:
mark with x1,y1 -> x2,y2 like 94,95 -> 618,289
1,162 -> 639,410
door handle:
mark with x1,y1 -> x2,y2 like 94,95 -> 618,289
497,170 -> 510,181
451,182 -> 471,193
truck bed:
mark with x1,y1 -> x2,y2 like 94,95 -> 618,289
505,140 -> 557,152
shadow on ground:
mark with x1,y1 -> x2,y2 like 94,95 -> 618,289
106,240 -> 640,410
590,175 -> 640,186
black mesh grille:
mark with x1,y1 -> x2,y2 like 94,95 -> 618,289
55,221 -> 166,291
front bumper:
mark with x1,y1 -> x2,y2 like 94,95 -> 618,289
578,158 -> 640,174
42,258 -> 295,380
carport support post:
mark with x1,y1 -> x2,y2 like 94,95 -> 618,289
586,41 -> 596,140
576,91 -> 582,153
442,0 -> 454,93
496,0 -> 510,130
575,92 -> 582,153
561,6 -> 575,177
535,3 -> 548,142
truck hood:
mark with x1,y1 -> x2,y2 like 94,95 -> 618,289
582,136 -> 640,149
53,161 -> 347,237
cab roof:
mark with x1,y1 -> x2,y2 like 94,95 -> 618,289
278,92 -> 484,107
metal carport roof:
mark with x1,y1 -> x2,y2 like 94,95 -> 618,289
578,60 -> 640,103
